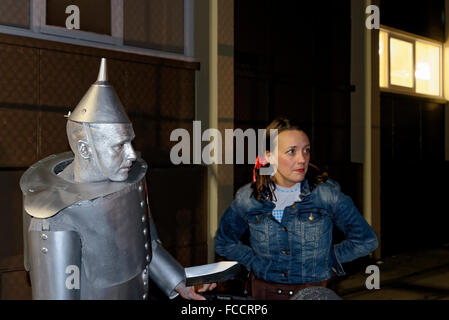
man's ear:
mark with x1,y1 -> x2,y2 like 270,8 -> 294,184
77,140 -> 91,159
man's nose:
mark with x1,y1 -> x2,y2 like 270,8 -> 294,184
125,143 -> 137,162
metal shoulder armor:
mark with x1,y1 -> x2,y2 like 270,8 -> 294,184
148,215 -> 186,299
28,219 -> 81,300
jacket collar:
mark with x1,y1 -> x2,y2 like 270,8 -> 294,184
254,178 -> 311,209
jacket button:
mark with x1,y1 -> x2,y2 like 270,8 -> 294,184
282,250 -> 290,255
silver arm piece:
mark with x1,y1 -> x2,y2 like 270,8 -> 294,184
28,219 -> 82,300
148,215 -> 186,299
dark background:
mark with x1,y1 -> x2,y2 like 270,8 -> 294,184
234,0 -> 449,257
0,0 -> 448,299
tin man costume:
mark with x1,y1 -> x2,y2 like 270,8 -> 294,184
20,58 -> 192,300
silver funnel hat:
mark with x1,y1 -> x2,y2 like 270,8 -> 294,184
68,58 -> 131,124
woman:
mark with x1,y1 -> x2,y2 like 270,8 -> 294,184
214,118 -> 378,300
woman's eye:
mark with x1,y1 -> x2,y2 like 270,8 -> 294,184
287,149 -> 295,155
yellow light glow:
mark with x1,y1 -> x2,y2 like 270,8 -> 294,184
390,38 -> 413,88
415,41 -> 440,96
379,31 -> 388,88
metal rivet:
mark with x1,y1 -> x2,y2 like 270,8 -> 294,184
28,189 -> 35,193
292,204 -> 296,208
142,215 -> 146,223
146,255 -> 150,262
309,213 -> 314,221
143,293 -> 148,300
143,228 -> 147,235
41,234 -> 48,240
140,201 -> 145,208
145,242 -> 149,250
277,289 -> 282,295
41,247 -> 48,254
81,108 -> 87,114
138,185 -> 143,192
289,290 -> 294,296
143,281 -> 147,286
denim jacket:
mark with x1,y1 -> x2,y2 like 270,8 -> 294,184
214,179 -> 378,284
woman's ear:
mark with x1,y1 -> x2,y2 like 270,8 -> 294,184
265,150 -> 274,164
77,140 -> 91,159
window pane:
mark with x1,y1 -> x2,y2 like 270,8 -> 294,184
415,41 -> 440,96
390,38 -> 414,88
46,0 -> 111,35
124,0 -> 184,54
0,0 -> 30,29
379,30 -> 388,88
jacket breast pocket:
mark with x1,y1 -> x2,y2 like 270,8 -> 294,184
294,210 -> 329,242
248,214 -> 268,242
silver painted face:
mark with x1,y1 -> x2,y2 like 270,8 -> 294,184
88,123 -> 137,182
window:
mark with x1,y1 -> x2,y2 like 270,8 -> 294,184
0,0 -> 194,59
415,41 -> 440,96
379,28 -> 442,98
390,37 -> 414,88
46,0 -> 111,35
0,0 -> 30,29
124,0 -> 184,54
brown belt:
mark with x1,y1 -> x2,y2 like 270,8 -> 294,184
250,274 -> 328,300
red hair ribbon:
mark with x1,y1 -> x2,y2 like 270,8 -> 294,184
253,155 -> 268,183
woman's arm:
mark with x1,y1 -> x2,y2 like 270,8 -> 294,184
214,203 -> 258,271
332,192 -> 378,264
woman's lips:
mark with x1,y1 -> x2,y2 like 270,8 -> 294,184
295,168 -> 305,173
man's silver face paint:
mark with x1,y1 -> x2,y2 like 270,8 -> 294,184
83,123 -> 137,182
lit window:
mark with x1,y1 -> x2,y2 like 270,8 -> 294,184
415,41 -> 440,96
379,30 -> 388,88
390,38 -> 414,88
379,28 -> 443,98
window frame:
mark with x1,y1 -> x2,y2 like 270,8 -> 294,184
0,0 -> 195,61
380,25 -> 444,101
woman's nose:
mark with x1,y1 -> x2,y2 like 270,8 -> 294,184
296,152 -> 305,164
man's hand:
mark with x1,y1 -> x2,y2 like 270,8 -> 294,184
175,281 -> 217,300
